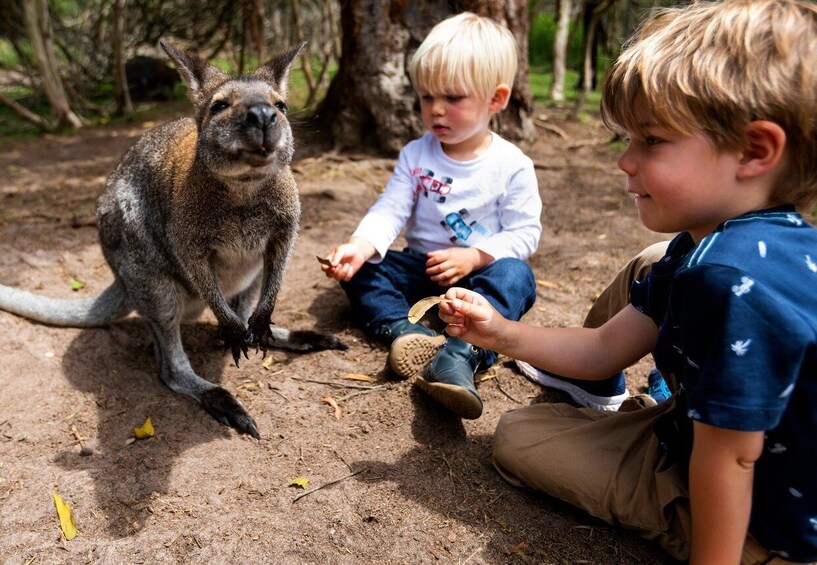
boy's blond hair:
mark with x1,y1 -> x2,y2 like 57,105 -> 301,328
602,0 -> 817,208
409,12 -> 517,107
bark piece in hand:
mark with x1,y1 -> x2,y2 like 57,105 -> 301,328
316,256 -> 332,266
408,295 -> 450,324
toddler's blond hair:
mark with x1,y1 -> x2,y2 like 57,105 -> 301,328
602,0 -> 817,208
409,12 -> 517,107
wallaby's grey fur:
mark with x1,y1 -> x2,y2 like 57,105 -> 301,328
0,41 -> 346,439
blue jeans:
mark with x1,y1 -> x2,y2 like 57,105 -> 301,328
340,249 -> 536,368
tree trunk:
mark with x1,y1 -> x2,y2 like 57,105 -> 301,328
22,0 -> 82,129
316,0 -> 533,155
550,0 -> 572,102
112,0 -> 133,116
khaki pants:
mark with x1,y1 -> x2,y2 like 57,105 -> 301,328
494,242 -> 814,564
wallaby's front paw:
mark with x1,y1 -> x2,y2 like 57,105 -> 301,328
248,315 -> 274,351
200,387 -> 260,439
219,323 -> 249,367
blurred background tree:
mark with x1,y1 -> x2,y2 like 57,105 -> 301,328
0,0 -> 681,149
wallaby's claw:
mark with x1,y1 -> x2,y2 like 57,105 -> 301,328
248,318 -> 274,351
200,387 -> 261,439
219,324 -> 250,367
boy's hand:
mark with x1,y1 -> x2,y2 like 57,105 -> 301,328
426,247 -> 493,286
320,237 -> 375,281
438,287 -> 507,350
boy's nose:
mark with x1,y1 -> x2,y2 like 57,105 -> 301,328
430,99 -> 445,116
617,145 -> 636,176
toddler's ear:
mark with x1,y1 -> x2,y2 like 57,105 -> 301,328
489,84 -> 511,112
737,121 -> 787,180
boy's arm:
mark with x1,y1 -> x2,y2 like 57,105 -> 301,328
689,422 -> 764,564
443,289 -> 657,380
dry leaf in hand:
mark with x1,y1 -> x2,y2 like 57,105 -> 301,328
407,295 -> 448,323
133,417 -> 154,439
51,491 -> 77,540
320,396 -> 342,420
288,477 -> 309,489
344,373 -> 377,383
316,255 -> 332,266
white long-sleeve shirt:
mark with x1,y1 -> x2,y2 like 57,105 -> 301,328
353,132 -> 542,263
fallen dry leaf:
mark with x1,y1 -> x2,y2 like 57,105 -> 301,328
262,355 -> 275,370
288,477 -> 309,489
133,417 -> 154,439
407,295 -> 449,323
51,491 -> 77,540
343,373 -> 377,383
320,396 -> 342,420
315,255 -> 332,266
535,279 -> 559,289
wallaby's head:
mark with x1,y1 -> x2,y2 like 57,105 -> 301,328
160,41 -> 305,182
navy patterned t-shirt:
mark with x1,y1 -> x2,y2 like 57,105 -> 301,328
630,207 -> 817,562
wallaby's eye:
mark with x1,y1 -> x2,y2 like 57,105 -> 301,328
210,100 -> 229,114
274,101 -> 288,114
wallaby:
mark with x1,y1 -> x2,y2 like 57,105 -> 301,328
0,41 -> 346,439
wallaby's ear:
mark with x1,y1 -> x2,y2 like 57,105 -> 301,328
252,42 -> 307,99
160,40 -> 228,105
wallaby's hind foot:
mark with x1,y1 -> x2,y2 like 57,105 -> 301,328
200,388 -> 260,439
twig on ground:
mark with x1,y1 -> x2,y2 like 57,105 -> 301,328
336,386 -> 387,402
292,468 -> 365,502
463,547 -> 484,564
566,137 -> 613,150
495,376 -> 522,404
534,120 -> 569,140
290,376 -> 377,390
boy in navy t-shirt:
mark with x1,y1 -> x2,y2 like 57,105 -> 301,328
438,1 -> 817,562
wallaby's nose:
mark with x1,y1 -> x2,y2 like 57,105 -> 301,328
246,104 -> 276,130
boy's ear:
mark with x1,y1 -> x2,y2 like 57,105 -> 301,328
489,84 -> 511,112
736,121 -> 787,180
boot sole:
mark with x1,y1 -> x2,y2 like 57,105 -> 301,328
389,333 -> 446,379
415,377 -> 483,419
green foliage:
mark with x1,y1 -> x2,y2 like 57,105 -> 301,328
528,67 -> 602,113
528,11 -> 586,70
0,40 -> 21,67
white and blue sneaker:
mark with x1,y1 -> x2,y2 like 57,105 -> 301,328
515,360 -> 629,411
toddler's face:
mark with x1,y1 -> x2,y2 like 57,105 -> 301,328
417,88 -> 493,159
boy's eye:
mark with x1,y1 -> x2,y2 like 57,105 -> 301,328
645,136 -> 663,146
446,95 -> 464,102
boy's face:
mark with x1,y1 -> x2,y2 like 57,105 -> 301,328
617,100 -> 749,242
417,88 -> 494,159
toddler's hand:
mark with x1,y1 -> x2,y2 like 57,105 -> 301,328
321,242 -> 366,281
438,287 -> 506,350
426,247 -> 491,286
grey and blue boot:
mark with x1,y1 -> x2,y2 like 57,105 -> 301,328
385,319 -> 446,380
415,337 -> 485,419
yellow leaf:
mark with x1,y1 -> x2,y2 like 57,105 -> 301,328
321,396 -> 342,420
262,355 -> 275,370
535,279 -> 559,289
407,295 -> 449,324
133,417 -> 154,439
51,491 -> 77,540
343,373 -> 377,383
288,477 -> 309,489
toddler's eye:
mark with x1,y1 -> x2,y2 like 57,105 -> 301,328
446,95 -> 464,102
645,136 -> 662,146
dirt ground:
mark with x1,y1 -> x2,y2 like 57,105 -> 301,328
0,106 -> 678,564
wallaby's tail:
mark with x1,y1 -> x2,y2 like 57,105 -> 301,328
0,279 -> 132,327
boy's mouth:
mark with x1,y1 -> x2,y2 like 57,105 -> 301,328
432,124 -> 449,134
